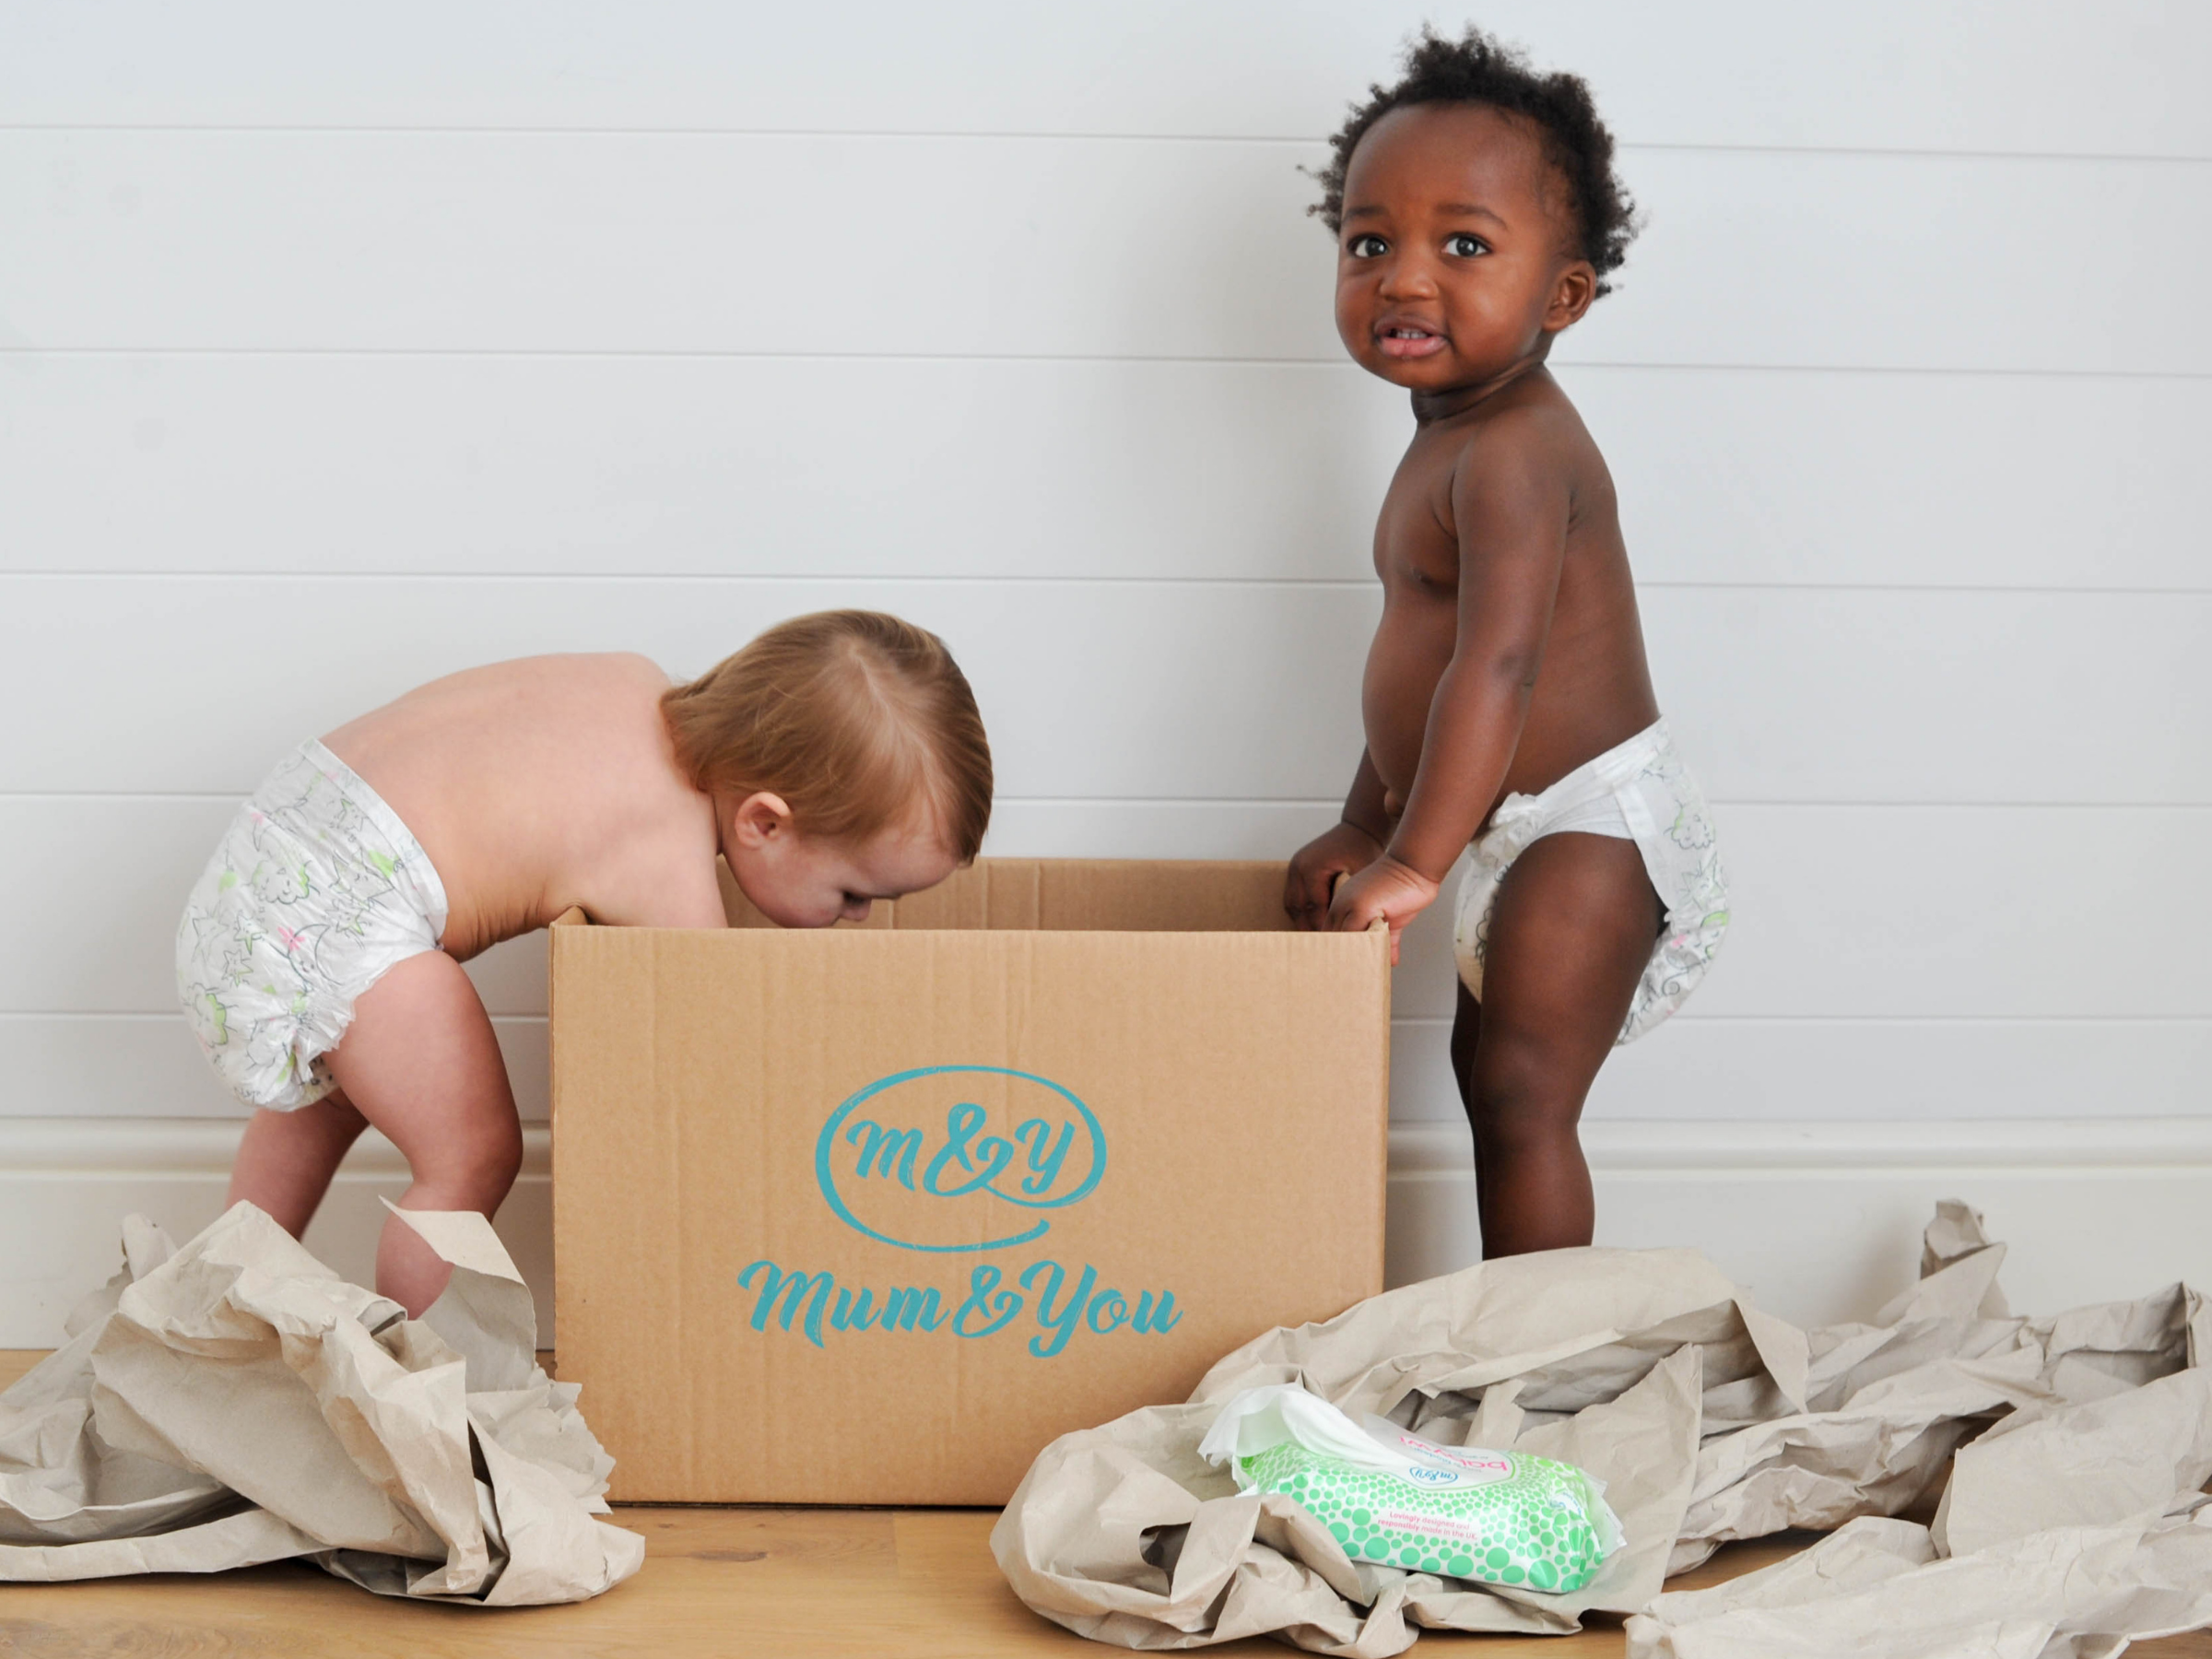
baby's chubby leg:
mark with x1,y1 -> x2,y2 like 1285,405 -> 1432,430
1451,832 -> 1660,1256
324,949 -> 524,1316
228,1093 -> 371,1237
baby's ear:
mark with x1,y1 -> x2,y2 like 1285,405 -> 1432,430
726,790 -> 795,847
1545,261 -> 1598,334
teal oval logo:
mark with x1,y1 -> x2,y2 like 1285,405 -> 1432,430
814,1065 -> 1106,1253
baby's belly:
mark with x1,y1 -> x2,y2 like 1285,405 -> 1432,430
1359,612 -> 1661,821
1360,622 -> 1453,806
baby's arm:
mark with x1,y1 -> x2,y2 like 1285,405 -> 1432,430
565,819 -> 735,932
1331,417 -> 1571,943
610,886 -> 732,930
588,864 -> 731,931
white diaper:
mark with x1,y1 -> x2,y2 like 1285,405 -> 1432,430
176,741 -> 448,1110
1453,719 -> 1729,1044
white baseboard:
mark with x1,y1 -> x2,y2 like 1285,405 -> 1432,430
2,1117 -> 2206,1347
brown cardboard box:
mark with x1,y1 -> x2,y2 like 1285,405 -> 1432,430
549,859 -> 1390,1504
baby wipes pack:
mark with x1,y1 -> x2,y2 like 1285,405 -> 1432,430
1198,1383 -> 1624,1594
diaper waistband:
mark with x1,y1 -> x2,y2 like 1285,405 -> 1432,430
1498,718 -> 1674,820
255,739 -> 450,936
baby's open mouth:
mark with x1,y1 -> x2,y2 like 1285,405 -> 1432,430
1377,324 -> 1446,360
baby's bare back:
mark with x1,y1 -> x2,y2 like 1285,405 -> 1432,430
1363,371 -> 1658,829
321,653 -> 725,959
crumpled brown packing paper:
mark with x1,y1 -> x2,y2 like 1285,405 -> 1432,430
993,1202 -> 2210,1657
1626,1500 -> 2212,1658
0,1202 -> 643,1605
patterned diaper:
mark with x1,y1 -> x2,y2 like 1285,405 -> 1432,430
176,741 -> 448,1110
1453,718 -> 1729,1043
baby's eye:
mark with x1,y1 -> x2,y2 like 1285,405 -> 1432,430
1444,233 -> 1488,258
1346,233 -> 1389,258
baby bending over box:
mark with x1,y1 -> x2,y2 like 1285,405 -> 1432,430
175,611 -> 993,1313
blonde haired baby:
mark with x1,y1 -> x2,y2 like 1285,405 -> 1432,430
177,611 -> 991,1312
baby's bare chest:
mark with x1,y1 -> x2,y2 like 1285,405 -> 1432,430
1371,447 -> 1466,594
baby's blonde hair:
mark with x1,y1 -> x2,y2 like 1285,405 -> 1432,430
661,611 -> 993,862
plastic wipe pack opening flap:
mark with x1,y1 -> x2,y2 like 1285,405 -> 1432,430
1198,1383 -> 1625,1594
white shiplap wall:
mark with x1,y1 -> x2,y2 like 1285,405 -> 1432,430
2,2 -> 2207,1338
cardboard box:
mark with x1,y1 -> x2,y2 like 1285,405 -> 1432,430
549,858 -> 1390,1505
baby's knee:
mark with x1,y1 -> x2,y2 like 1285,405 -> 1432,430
471,1118 -> 526,1195
1468,1044 -> 1583,1148
413,1119 -> 524,1206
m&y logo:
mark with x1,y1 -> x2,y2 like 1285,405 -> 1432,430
736,1065 -> 1182,1357
817,1065 -> 1104,1253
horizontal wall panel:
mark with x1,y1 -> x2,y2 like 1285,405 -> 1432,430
6,356 -> 2207,592
1381,804 -> 2212,1023
0,356 -> 1398,582
0,1014 -> 548,1123
1389,1016 -> 2212,1124
6,135 -> 2208,373
3,1 -> 2205,158
1589,370 -> 2212,592
1651,589 -> 2212,806
0,797 -> 239,1016
6,798 -> 2206,1023
2,581 -> 2207,804
0,131 -> 1345,358
1684,805 -> 2212,1022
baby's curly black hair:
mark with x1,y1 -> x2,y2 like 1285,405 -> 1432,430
1313,27 -> 1639,297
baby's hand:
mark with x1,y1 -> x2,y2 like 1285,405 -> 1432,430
1326,855 -> 1440,964
1286,821 -> 1385,930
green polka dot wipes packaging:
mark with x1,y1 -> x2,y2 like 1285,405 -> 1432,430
1198,1383 -> 1625,1593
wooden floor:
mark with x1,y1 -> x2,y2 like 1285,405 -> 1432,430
3,1354 -> 2206,1657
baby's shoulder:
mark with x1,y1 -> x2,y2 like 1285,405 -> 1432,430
521,650 -> 670,695
437,653 -> 676,775
551,653 -> 680,749
1476,375 -> 1592,449
1444,392 -> 1591,492
428,649 -> 669,707
512,653 -> 677,735
596,649 -> 675,685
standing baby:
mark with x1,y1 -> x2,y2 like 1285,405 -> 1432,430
177,611 -> 992,1312
1288,31 -> 1729,1255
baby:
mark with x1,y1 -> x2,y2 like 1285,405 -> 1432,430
1286,31 -> 1729,1255
176,611 -> 992,1312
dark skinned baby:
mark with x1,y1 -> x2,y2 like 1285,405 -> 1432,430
1285,30 -> 1732,1257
